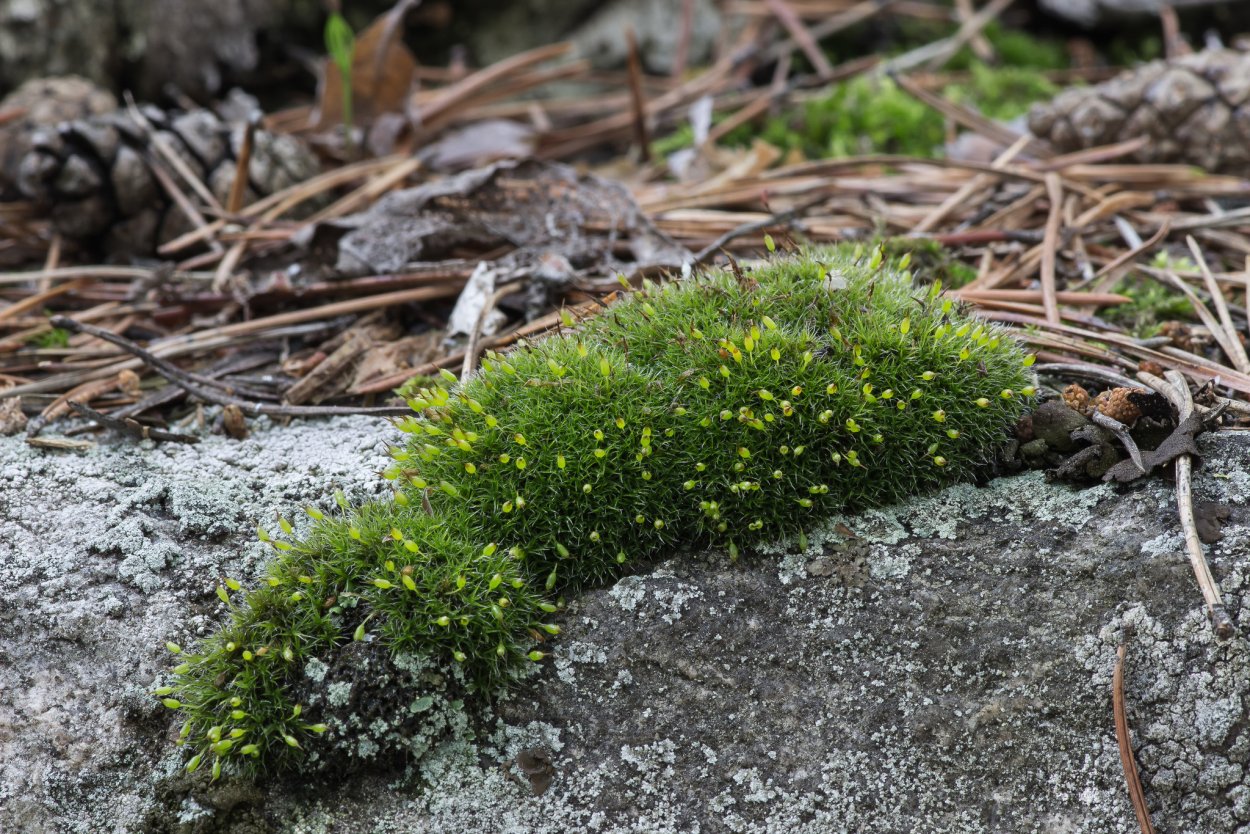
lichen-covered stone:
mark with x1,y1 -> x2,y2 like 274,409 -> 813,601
1,417 -> 1247,832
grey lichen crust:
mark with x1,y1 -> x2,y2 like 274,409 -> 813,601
2,419 -> 1248,832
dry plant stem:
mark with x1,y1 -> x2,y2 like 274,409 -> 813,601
49,317 -> 411,418
147,159 -> 224,257
124,93 -> 223,215
417,42 -> 574,134
1092,219 -> 1171,280
110,352 -> 278,422
624,28 -> 652,162
1034,362 -> 1141,391
38,233 -> 61,294
0,266 -> 192,287
34,376 -> 124,432
954,0 -> 994,59
51,319 -> 278,400
1144,370 -> 1235,637
911,135 -> 1029,233
353,302 -> 592,395
68,400 -> 200,444
956,289 -> 1128,307
158,156 -> 406,255
0,277 -> 88,322
1040,172 -> 1063,324
1161,269 -> 1244,368
890,71 -> 1044,156
759,0 -> 892,65
212,242 -> 247,293
308,158 -> 422,223
461,280 -> 525,378
671,0 -> 696,79
1091,410 -> 1145,473
227,115 -> 258,215
765,0 -> 835,79
1011,314 -> 1250,395
1033,136 -> 1150,171
1113,643 -> 1157,834
881,0 -> 1014,74
690,194 -> 830,265
1186,235 -> 1250,374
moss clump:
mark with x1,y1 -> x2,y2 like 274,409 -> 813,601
158,247 -> 1036,777
1104,271 -> 1195,338
656,63 -> 1057,160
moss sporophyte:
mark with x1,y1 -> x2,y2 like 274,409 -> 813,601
158,247 -> 1036,777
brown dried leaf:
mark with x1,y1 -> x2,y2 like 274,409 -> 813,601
317,3 -> 419,129
1102,412 -> 1204,483
350,331 -> 443,391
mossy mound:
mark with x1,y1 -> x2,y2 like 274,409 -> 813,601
159,247 -> 1036,778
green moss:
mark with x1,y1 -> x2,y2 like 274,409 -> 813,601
1104,267 -> 1195,338
947,23 -> 1069,72
28,326 -> 71,349
657,62 -> 1057,161
948,63 -> 1058,121
159,246 -> 1036,777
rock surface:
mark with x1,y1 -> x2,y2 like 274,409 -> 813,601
1038,0 -> 1238,27
2,417 -> 1248,833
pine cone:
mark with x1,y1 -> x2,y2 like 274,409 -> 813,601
0,77 -> 117,199
1062,383 -> 1091,415
1091,387 -> 1145,424
1028,49 -> 1250,175
9,102 -> 319,256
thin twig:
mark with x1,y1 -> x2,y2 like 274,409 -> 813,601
880,0 -> 1014,74
1186,235 -> 1250,374
912,135 -> 1029,234
765,0 -> 835,79
1143,369 -> 1235,637
462,280 -> 525,378
68,401 -> 200,444
226,113 -> 259,215
1091,410 -> 1145,474
624,28 -> 652,162
123,93 -> 224,215
1092,219 -> 1171,280
1113,643 -> 1157,834
1035,363 -> 1142,391
1040,172 -> 1064,324
690,194 -> 829,265
671,0 -> 697,79
38,233 -> 61,294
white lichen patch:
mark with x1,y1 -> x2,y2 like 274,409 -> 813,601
304,658 -> 329,683
553,640 -> 609,686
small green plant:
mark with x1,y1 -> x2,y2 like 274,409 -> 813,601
324,10 -> 356,144
158,246 -> 1036,777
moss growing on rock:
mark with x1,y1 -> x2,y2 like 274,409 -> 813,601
159,247 -> 1035,777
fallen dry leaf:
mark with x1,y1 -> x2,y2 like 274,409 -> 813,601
316,2 -> 419,130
